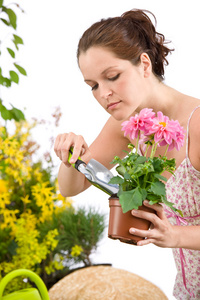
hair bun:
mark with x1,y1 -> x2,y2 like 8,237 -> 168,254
121,9 -> 174,79
77,9 -> 174,80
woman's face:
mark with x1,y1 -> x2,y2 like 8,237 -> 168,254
79,47 -> 151,121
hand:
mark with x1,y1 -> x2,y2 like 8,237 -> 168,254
54,132 -> 91,167
129,200 -> 178,248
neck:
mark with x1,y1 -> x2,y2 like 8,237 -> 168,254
136,80 -> 184,119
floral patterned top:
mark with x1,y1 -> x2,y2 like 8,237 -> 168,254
165,106 -> 200,299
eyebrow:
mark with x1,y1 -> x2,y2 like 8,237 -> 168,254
84,79 -> 93,83
84,66 -> 118,83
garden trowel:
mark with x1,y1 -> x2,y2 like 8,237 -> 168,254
68,148 -> 119,196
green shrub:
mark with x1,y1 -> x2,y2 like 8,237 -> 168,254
0,119 -> 107,293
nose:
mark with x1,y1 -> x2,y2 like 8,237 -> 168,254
105,91 -> 112,99
100,85 -> 113,100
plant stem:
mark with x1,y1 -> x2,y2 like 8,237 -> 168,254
135,132 -> 140,154
150,142 -> 159,158
163,144 -> 169,156
150,142 -> 155,158
144,143 -> 150,157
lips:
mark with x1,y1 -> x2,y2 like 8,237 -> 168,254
107,101 -> 121,110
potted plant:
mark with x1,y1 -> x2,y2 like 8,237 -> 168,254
108,108 -> 184,245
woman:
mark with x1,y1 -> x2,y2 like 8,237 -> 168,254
54,9 -> 200,299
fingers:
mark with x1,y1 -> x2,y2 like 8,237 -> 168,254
129,200 -> 173,247
142,200 -> 168,220
131,206 -> 159,227
129,226 -> 157,246
54,132 -> 89,167
143,200 -> 163,213
137,238 -> 155,246
129,220 -> 163,247
129,229 -> 153,246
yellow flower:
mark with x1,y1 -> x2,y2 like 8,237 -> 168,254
31,182 -> 55,222
71,245 -> 83,257
0,193 -> 10,209
57,193 -> 66,201
0,208 -> 19,231
0,120 -> 67,283
57,195 -> 73,206
45,254 -> 64,275
0,180 -> 7,193
21,195 -> 31,204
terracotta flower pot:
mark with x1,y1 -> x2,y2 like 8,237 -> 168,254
108,196 -> 155,245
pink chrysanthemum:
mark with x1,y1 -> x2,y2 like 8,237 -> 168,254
121,108 -> 155,140
147,112 -> 185,151
146,111 -> 175,144
165,120 -> 185,151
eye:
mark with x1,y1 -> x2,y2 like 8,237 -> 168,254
91,83 -> 98,91
108,74 -> 120,81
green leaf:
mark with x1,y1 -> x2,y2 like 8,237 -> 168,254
119,187 -> 143,213
0,18 -> 9,26
0,0 -> 3,8
6,8 -> 17,29
146,193 -> 160,201
14,63 -> 27,76
152,157 -> 163,173
0,75 -> 11,87
140,188 -> 147,200
133,164 -> 145,175
154,173 -> 167,182
10,107 -> 25,121
109,176 -> 124,185
135,156 -> 147,164
0,105 -> 12,120
12,34 -> 24,50
0,100 -> 25,121
10,70 -> 19,83
116,164 -> 126,176
149,181 -> 166,196
124,172 -> 131,180
13,34 -> 23,45
159,195 -> 182,216
7,47 -> 15,58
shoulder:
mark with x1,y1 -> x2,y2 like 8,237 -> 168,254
95,116 -> 131,149
89,116 -> 130,169
188,105 -> 200,170
189,106 -> 200,137
102,116 -> 127,134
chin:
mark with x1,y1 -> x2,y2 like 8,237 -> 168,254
112,113 -> 128,122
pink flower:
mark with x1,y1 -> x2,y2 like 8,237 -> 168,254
147,112 -> 185,151
121,108 -> 155,140
146,111 -> 176,144
166,120 -> 185,151
138,133 -> 153,153
121,109 -> 185,154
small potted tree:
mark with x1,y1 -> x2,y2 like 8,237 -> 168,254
108,108 -> 184,245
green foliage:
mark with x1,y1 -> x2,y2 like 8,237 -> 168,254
55,207 -> 106,264
0,2 -> 106,290
38,206 -> 106,288
109,145 -> 181,214
0,1 -> 26,121
0,99 -> 24,121
0,119 -> 106,293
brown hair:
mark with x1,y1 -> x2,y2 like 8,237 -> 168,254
77,9 -> 174,80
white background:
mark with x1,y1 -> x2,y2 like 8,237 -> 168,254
2,1 -> 200,299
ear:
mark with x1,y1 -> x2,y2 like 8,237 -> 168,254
140,53 -> 152,78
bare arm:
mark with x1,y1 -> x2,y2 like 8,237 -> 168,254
54,116 -> 130,197
129,201 -> 200,250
